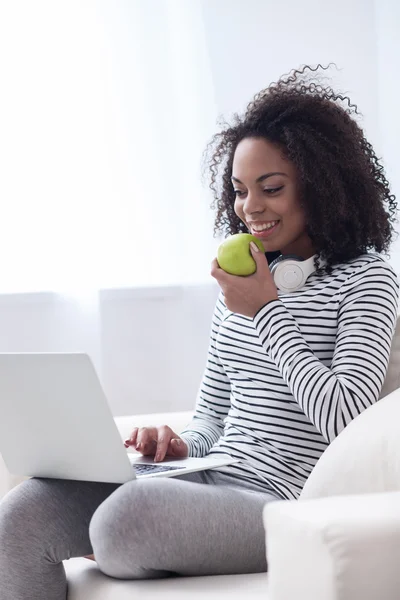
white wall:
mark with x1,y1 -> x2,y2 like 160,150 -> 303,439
1,0 -> 398,418
99,285 -> 219,415
201,0 -> 380,148
375,0 -> 400,269
111,0 -> 399,415
0,284 -> 219,417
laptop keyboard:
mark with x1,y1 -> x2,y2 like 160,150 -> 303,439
134,464 -> 185,476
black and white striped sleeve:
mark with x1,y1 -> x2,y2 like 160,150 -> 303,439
179,293 -> 231,456
253,259 -> 399,443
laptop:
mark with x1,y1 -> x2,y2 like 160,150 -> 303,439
0,353 -> 237,484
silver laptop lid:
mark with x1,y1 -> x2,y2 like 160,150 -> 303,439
0,353 -> 134,484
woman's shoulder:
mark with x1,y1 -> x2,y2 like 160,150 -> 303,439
336,252 -> 399,290
336,251 -> 384,267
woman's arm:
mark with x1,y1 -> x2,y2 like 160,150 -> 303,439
179,292 -> 231,457
253,258 -> 399,443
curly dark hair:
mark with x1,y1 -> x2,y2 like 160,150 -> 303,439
204,64 -> 397,272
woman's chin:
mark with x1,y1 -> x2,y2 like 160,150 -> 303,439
261,241 -> 280,253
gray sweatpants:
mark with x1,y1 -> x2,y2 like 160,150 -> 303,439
0,469 -> 277,600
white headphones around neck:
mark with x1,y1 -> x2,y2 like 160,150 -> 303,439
269,254 -> 317,293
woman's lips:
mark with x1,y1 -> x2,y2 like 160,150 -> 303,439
250,221 -> 280,238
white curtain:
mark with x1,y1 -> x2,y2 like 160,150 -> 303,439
0,0 -> 220,416
0,0 -> 219,294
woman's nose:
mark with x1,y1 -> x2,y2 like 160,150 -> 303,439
243,191 -> 265,216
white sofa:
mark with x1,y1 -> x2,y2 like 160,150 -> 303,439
1,392 -> 400,600
1,319 -> 400,599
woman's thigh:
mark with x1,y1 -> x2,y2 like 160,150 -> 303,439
89,475 -> 274,579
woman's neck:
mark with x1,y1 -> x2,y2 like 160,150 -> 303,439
280,234 -> 315,260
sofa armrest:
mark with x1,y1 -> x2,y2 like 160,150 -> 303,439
263,491 -> 400,600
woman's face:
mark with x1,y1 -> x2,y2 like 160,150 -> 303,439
232,137 -> 314,258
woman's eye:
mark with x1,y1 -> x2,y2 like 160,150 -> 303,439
234,190 -> 245,197
264,186 -> 284,194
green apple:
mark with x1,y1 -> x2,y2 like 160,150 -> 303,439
217,233 -> 265,276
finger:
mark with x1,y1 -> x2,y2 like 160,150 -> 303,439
155,426 -> 172,462
136,427 -> 151,451
168,437 -> 188,458
250,242 -> 268,272
124,427 -> 139,447
140,438 -> 158,456
210,258 -> 220,279
211,257 -> 220,271
250,241 -> 263,260
210,257 -> 229,280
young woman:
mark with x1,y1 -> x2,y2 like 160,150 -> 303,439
0,65 -> 398,598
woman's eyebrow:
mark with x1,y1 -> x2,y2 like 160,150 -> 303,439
231,172 -> 288,184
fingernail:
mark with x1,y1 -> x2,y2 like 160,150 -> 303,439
155,454 -> 161,462
136,443 -> 141,450
250,241 -> 259,252
173,439 -> 181,446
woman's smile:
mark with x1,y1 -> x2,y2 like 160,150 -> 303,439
247,220 -> 280,238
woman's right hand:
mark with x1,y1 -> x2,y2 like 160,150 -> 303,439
124,425 -> 188,462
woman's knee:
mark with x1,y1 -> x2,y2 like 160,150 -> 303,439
89,479 -> 153,547
0,479 -> 57,550
89,478 -> 174,574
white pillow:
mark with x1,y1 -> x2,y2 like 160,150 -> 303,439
300,386 -> 400,500
380,316 -> 400,399
300,315 -> 400,500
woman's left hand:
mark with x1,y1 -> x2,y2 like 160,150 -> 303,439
211,242 -> 279,318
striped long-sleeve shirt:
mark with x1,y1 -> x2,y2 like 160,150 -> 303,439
180,253 -> 399,500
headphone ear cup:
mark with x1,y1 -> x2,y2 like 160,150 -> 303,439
270,255 -> 316,293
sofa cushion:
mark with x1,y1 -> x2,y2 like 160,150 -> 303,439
300,387 -> 400,500
380,315 -> 400,399
65,558 -> 269,599
300,315 -> 400,501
